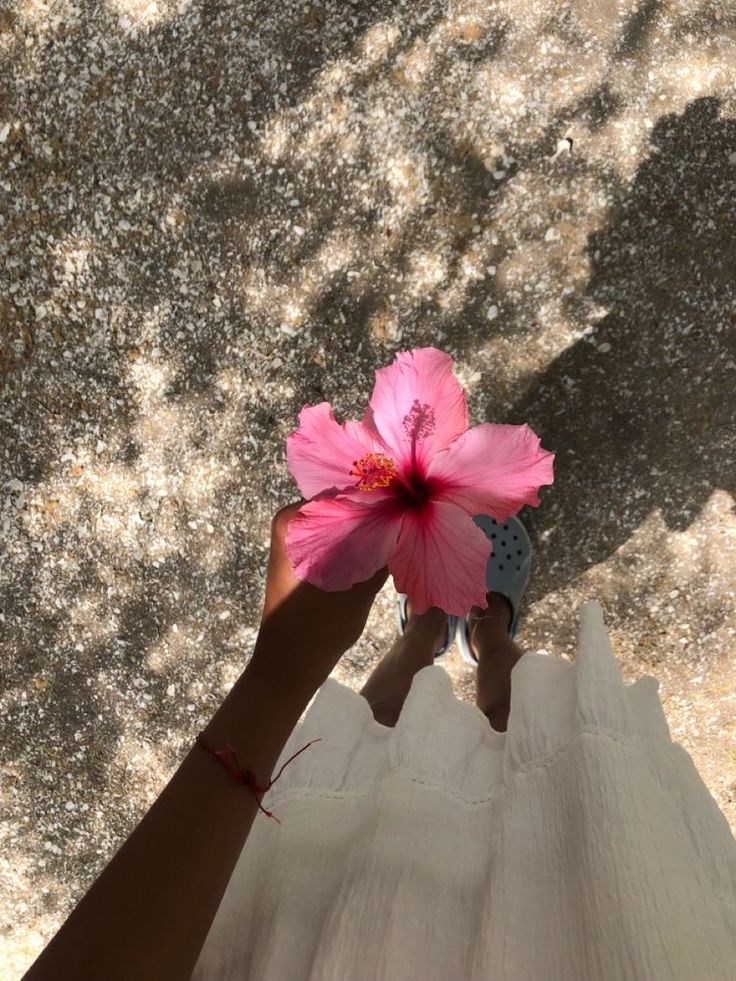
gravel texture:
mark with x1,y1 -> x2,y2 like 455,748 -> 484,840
2,0 -> 736,975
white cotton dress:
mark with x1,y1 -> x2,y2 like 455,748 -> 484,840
192,601 -> 736,981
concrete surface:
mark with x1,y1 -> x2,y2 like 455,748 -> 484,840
1,0 -> 735,975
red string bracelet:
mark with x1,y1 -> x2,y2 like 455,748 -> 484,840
196,732 -> 322,824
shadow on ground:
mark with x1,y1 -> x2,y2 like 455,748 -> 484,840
508,97 -> 736,607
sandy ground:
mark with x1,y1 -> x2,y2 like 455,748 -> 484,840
2,0 -> 736,975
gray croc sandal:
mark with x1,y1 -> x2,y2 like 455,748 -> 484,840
456,514 -> 532,665
396,594 -> 458,659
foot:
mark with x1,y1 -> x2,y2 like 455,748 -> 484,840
405,599 -> 450,655
468,592 -> 513,663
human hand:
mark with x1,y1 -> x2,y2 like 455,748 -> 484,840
247,502 -> 388,696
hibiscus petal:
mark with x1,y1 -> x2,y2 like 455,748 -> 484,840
366,348 -> 468,469
428,423 -> 555,519
286,496 -> 404,591
286,402 -> 384,500
388,500 -> 491,616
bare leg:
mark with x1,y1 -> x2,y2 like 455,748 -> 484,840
470,592 -> 524,732
360,606 -> 448,727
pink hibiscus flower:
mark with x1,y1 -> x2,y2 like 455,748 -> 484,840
285,347 -> 554,616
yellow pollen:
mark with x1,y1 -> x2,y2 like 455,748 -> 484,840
350,452 -> 398,491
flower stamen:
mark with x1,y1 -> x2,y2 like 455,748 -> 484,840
350,452 -> 398,491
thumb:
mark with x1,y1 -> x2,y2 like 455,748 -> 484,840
354,565 -> 389,599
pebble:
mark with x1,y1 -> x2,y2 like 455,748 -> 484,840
550,137 -> 573,160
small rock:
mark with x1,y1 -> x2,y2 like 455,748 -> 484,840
550,137 -> 573,160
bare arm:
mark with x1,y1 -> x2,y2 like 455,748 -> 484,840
23,504 -> 386,981
23,661 -> 315,981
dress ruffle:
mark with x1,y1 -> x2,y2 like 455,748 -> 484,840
193,601 -> 736,981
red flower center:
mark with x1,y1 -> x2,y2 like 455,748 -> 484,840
351,452 -> 434,508
395,467 -> 433,508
